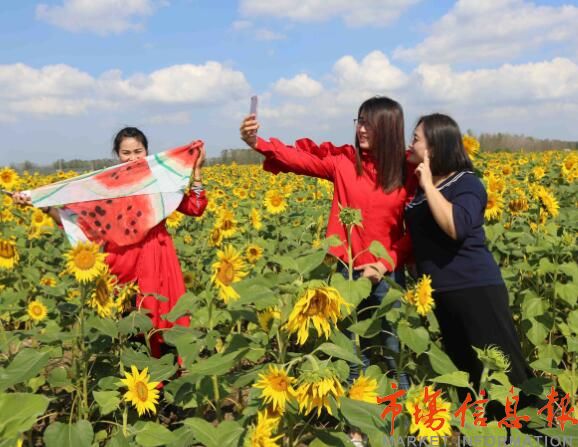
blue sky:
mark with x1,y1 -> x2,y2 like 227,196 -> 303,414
1,0 -> 577,164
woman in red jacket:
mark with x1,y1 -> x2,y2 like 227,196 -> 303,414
13,127 -> 208,358
240,96 -> 415,387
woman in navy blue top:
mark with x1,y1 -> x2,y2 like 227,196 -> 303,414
405,113 -> 533,404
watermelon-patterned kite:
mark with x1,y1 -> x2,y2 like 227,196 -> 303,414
26,141 -> 203,247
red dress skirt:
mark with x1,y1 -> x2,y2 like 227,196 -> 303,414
104,191 -> 207,357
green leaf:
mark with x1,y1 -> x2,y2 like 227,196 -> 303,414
557,370 -> 578,397
525,318 -> 549,346
86,315 -> 119,338
187,348 -> 249,377
331,274 -> 372,309
0,392 -> 50,440
347,318 -> 383,338
182,418 -> 219,447
431,371 -> 471,388
556,283 -> 578,306
48,367 -> 73,391
105,431 -> 131,447
134,422 -> 177,447
368,241 -> 394,270
397,322 -> 429,355
120,350 -> 177,382
310,431 -> 355,447
0,349 -> 50,391
426,344 -> 458,375
339,397 -> 386,435
93,391 -> 121,416
296,250 -> 327,275
117,311 -> 153,335
43,421 -> 94,447
318,342 -> 363,365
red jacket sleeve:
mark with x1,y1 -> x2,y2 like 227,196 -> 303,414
256,137 -> 353,181
177,190 -> 207,217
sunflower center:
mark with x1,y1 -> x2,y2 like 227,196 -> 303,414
74,250 -> 96,270
221,219 -> 233,231
0,242 -> 15,259
271,375 -> 288,391
270,196 -> 283,207
1,173 -> 12,182
94,278 -> 111,306
31,305 -> 43,316
135,381 -> 149,402
218,261 -> 235,285
305,291 -> 326,316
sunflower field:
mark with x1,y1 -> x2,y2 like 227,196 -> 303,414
0,145 -> 577,447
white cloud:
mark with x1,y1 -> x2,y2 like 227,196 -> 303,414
258,51 -> 578,143
254,28 -> 286,41
415,58 -> 578,106
231,20 -> 286,40
0,62 -> 250,118
146,111 -> 191,125
239,0 -> 420,27
332,51 -> 408,94
394,0 -> 578,64
36,0 -> 164,35
273,74 -> 323,97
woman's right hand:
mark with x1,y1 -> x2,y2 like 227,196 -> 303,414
240,114 -> 259,149
11,192 -> 32,206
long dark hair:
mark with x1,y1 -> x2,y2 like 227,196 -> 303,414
416,114 -> 473,176
112,127 -> 148,157
354,96 -> 405,192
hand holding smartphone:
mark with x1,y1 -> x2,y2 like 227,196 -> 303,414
250,95 -> 258,117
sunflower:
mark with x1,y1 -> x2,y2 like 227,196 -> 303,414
166,211 -> 184,229
30,209 -> 51,228
258,308 -> 280,331
462,135 -> 480,159
0,209 -> 14,223
120,365 -> 160,416
254,365 -> 296,414
27,300 -> 48,322
250,208 -> 263,230
484,173 -> 505,194
348,374 -> 378,404
537,187 -> 559,217
264,190 -> 287,214
295,370 -> 344,416
0,238 -> 19,270
65,241 -> 107,283
216,209 -> 238,238
473,345 -> 511,373
244,411 -> 282,447
183,234 -> 193,244
211,245 -> 248,303
90,268 -> 118,318
412,275 -> 435,317
246,244 -> 264,264
285,286 -> 350,345
40,275 -> 57,287
508,188 -> 529,214
209,227 -> 224,247
115,281 -> 139,313
484,191 -> 503,221
0,167 -> 19,190
532,166 -> 546,181
405,385 -> 452,440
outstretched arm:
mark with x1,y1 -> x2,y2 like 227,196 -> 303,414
240,114 -> 338,180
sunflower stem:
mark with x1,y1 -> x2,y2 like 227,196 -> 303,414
212,375 -> 222,421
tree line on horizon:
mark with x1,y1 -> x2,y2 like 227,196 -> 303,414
8,132 -> 578,174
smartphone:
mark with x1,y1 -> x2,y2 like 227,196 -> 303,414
250,95 -> 258,117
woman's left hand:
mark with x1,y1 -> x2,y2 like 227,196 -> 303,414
354,261 -> 387,284
415,149 -> 434,190
192,143 -> 205,181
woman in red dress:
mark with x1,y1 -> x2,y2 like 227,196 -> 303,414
13,127 -> 207,358
240,96 -> 416,381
